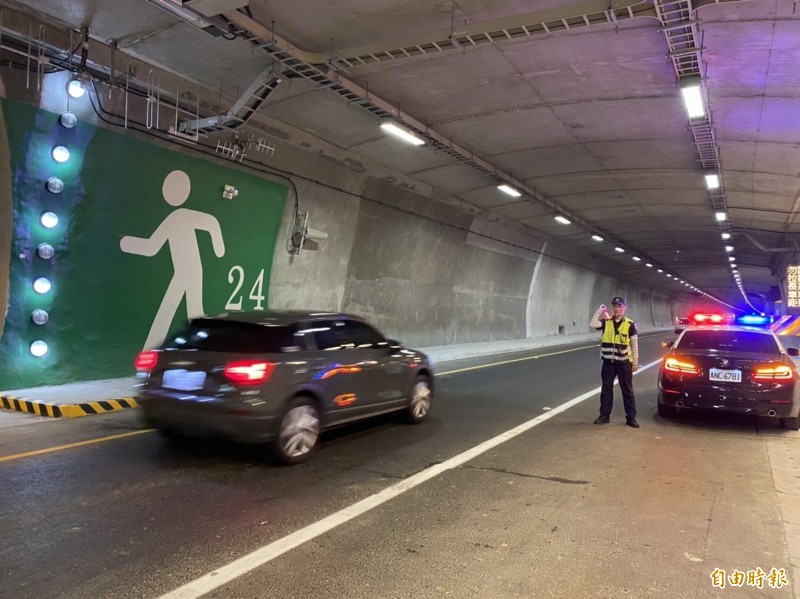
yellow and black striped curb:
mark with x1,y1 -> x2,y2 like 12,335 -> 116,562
0,395 -> 139,418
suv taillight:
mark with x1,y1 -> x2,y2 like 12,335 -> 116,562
135,351 -> 158,372
752,365 -> 794,381
223,360 -> 275,385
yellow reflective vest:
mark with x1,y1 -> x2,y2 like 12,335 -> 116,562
600,318 -> 633,362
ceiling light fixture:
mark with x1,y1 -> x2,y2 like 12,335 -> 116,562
704,173 -> 720,190
554,216 -> 571,225
715,211 -> 727,222
615,247 -> 625,253
380,120 -> 425,146
591,235 -> 603,242
721,233 -> 731,240
680,77 -> 705,119
646,263 -> 653,268
497,184 -> 522,198
724,245 -> 733,252
632,256 -> 642,262
657,269 -> 663,273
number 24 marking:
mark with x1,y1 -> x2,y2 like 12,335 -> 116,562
226,265 -> 265,311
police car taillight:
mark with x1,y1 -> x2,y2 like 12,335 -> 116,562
663,356 -> 700,376
752,365 -> 793,381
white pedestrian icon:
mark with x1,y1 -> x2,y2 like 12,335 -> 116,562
120,170 -> 225,349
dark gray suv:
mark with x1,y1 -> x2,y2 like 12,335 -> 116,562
134,311 -> 434,463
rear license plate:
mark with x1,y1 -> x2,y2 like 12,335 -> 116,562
162,369 -> 206,391
709,368 -> 741,383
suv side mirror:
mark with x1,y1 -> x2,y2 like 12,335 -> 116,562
788,347 -> 800,357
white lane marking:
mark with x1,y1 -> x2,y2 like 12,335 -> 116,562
159,358 -> 662,599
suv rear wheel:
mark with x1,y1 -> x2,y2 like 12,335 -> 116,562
273,397 -> 321,464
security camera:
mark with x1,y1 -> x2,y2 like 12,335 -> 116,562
288,212 -> 328,255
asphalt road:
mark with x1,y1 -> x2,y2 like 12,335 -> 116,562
0,333 -> 796,598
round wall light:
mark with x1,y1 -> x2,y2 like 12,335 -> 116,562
67,78 -> 86,99
46,177 -> 64,194
37,243 -> 55,260
40,211 -> 59,228
30,340 -> 49,358
31,309 -> 49,325
59,111 -> 78,129
33,277 -> 51,294
51,146 -> 70,163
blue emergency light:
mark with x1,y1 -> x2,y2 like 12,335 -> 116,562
737,314 -> 771,326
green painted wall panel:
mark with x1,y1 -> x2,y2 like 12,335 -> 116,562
0,100 -> 287,389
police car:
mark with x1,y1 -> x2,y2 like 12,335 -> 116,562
658,313 -> 800,430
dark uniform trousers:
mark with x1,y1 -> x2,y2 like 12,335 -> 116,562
599,359 -> 636,419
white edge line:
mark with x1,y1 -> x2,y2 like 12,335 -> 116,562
158,357 -> 662,599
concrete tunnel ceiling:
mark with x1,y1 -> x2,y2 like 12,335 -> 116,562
3,0 -> 799,311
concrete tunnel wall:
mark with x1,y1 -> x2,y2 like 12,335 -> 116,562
262,138 -> 677,347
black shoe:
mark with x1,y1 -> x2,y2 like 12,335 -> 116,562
626,418 -> 640,428
594,415 -> 610,424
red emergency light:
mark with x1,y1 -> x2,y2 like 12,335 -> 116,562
691,313 -> 736,325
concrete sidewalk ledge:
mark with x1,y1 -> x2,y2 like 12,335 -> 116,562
0,394 -> 139,418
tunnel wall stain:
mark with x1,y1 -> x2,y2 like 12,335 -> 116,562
0,99 -> 287,389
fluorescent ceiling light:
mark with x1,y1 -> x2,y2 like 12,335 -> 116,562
728,256 -> 735,261
666,274 -> 672,278
614,247 -> 625,253
632,256 -> 641,262
591,235 -> 603,242
715,211 -> 727,222
497,184 -> 521,198
731,263 -> 737,269
680,79 -> 705,119
554,216 -> 571,225
724,245 -> 734,252
380,121 -> 425,146
721,233 -> 731,240
705,173 -> 720,190
657,268 -> 663,273
646,263 -> 652,267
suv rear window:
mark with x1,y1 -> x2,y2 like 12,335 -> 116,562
677,330 -> 780,354
166,319 -> 299,353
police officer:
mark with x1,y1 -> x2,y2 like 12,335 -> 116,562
590,296 -> 640,428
